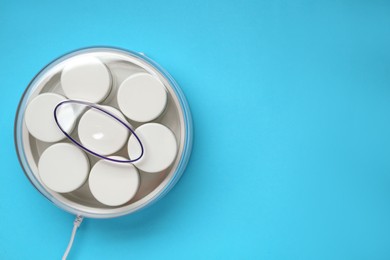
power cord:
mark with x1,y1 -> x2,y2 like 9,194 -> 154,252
62,215 -> 84,260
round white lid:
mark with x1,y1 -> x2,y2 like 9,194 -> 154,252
78,105 -> 130,156
25,93 -> 75,142
89,157 -> 140,206
38,143 -> 90,193
128,123 -> 177,173
117,73 -> 167,122
61,56 -> 112,103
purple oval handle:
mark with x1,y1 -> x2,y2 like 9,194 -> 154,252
54,100 -> 144,163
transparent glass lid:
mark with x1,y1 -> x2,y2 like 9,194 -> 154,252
15,47 -> 193,218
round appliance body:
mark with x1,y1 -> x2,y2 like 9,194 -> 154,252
14,47 -> 193,218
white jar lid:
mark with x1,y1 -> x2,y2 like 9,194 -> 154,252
89,157 -> 140,206
78,105 -> 130,156
25,93 -> 75,142
128,123 -> 177,173
61,57 -> 112,103
117,73 -> 167,122
38,143 -> 90,193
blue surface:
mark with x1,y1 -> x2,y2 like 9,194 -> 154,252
1,0 -> 390,259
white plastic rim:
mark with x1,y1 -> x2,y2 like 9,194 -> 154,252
14,47 -> 193,219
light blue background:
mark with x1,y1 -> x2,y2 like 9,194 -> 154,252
1,0 -> 390,259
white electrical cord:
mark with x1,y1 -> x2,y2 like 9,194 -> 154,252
62,215 -> 84,260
